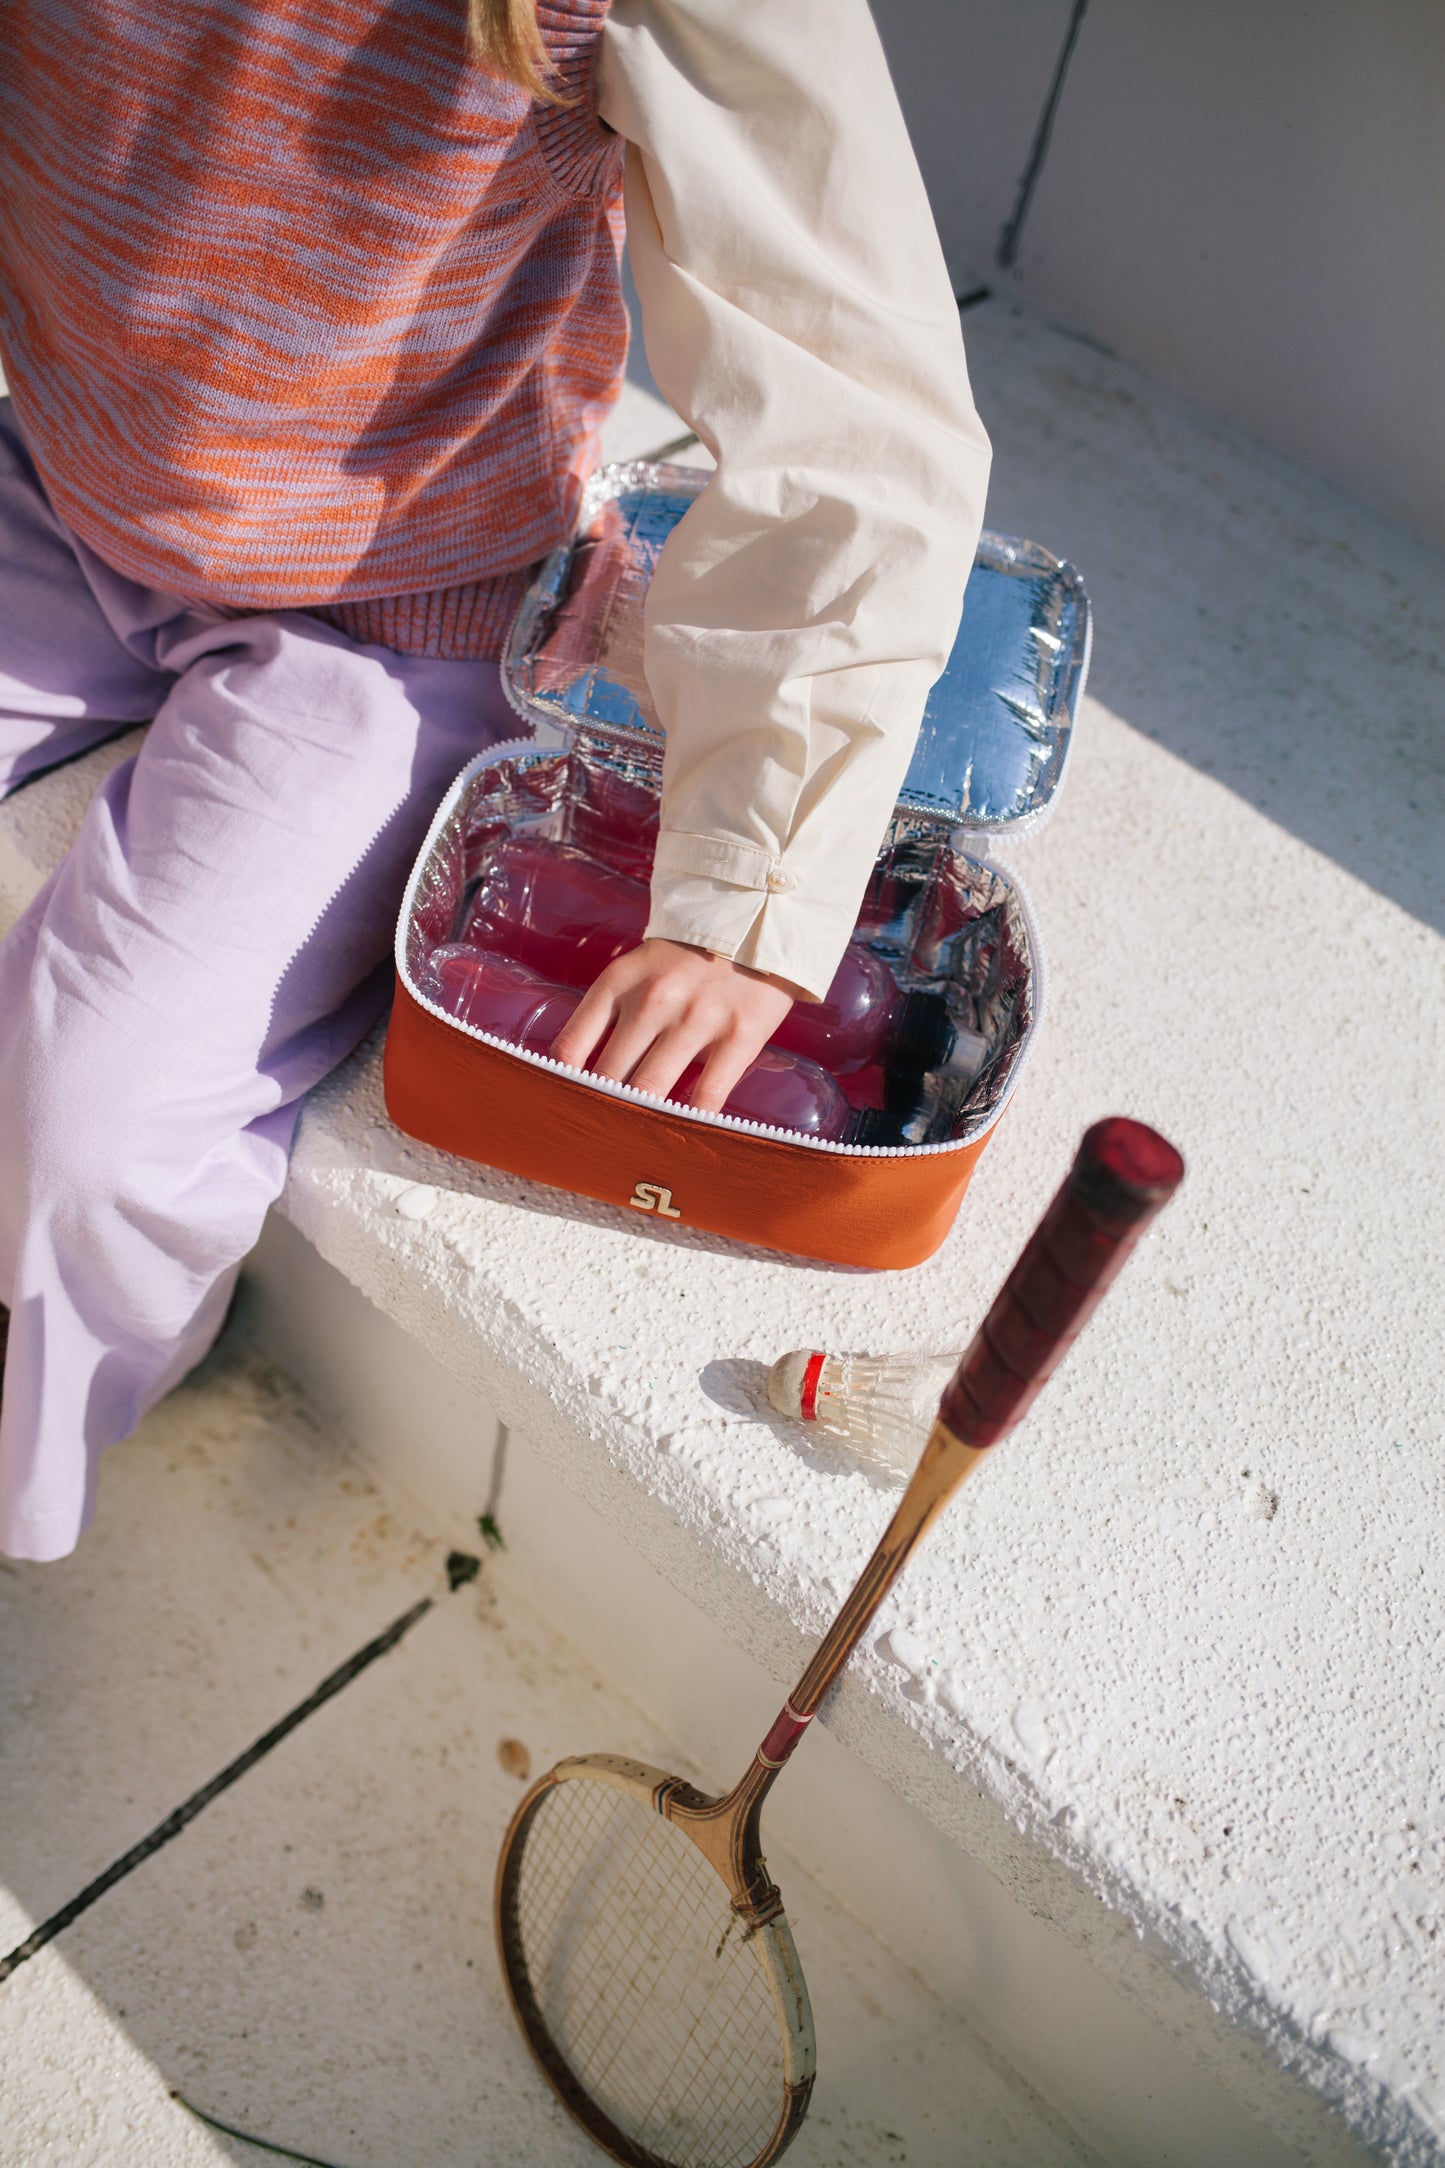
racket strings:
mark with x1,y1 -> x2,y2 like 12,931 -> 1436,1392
505,1779 -> 788,2168
515,1786 -> 780,2148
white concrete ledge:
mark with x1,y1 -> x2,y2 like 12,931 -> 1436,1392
3,300 -> 1442,2166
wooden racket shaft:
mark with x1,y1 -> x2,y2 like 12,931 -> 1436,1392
496,1117 -> 1185,2168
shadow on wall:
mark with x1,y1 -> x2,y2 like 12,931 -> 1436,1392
871,0 -> 1445,552
957,298 -> 1445,937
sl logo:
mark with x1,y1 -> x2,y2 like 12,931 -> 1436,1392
629,1181 -> 682,1219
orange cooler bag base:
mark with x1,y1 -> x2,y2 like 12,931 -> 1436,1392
385,462 -> 1091,1270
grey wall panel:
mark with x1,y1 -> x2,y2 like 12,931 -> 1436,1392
873,0 -> 1445,548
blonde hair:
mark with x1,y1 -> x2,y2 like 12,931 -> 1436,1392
467,0 -> 570,103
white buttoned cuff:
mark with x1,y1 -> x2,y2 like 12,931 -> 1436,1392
647,832 -> 854,1001
651,829 -> 793,894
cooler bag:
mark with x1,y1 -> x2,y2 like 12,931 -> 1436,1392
384,461 -> 1090,1270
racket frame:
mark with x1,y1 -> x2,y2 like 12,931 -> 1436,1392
495,1752 -> 816,2168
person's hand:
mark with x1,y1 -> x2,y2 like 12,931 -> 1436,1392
550,939 -> 797,1113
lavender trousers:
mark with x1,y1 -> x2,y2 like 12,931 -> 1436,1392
0,404 -> 515,1560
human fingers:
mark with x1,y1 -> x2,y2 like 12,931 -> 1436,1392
551,942 -> 796,1108
684,1021 -> 769,1113
631,970 -> 792,1111
625,1010 -> 721,1103
549,970 -> 622,1070
586,968 -> 693,1087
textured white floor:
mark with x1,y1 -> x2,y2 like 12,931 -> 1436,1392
0,1339 -> 1094,2168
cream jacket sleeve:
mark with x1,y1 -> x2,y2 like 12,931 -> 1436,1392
596,0 -> 991,1002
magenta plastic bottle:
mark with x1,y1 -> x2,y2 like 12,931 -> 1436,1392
429,943 -> 851,1137
670,1045 -> 854,1141
720,1047 -> 854,1139
426,945 -> 580,1054
464,837 -> 914,1087
770,943 -> 905,1073
463,836 -> 649,987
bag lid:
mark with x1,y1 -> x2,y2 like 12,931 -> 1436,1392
503,460 -> 1091,834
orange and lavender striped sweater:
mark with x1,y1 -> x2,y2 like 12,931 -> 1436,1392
0,0 -> 626,656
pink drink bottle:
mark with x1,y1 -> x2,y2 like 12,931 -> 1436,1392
426,946 -> 580,1054
771,942 -> 961,1099
669,1045 -> 854,1141
466,840 -> 915,1077
463,836 -> 649,987
429,943 -> 853,1139
465,837 -> 940,1099
771,943 -> 903,1072
718,1047 -> 854,1139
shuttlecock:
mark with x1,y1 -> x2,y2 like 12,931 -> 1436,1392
766,1348 -> 958,1479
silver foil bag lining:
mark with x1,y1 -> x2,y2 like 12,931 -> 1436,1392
408,737 -> 1035,1151
504,461 -> 1089,833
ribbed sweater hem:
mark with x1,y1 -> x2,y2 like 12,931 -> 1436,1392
306,568 -> 535,661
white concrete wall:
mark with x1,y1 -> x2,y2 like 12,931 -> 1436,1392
872,0 -> 1445,548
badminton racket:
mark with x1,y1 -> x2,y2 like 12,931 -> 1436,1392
495,1116 -> 1185,2168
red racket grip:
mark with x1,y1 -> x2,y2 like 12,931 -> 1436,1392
939,1117 -> 1185,1450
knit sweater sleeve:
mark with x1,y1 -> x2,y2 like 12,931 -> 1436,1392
596,0 -> 990,1002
